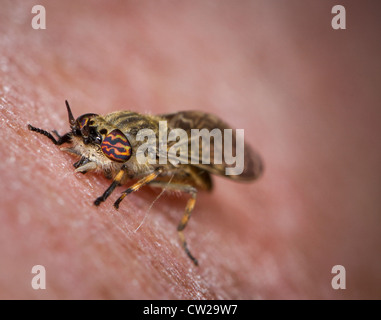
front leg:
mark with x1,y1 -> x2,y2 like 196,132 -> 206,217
75,161 -> 97,174
94,164 -> 128,206
73,156 -> 90,168
73,156 -> 96,174
28,125 -> 72,145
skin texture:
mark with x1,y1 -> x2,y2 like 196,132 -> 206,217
0,1 -> 380,299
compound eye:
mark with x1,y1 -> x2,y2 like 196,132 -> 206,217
101,129 -> 132,162
77,113 -> 98,130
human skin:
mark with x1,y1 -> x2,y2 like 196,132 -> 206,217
0,1 -> 380,299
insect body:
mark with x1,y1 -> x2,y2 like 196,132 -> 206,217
28,101 -> 263,265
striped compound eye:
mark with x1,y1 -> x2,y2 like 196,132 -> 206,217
77,113 -> 98,130
101,129 -> 132,162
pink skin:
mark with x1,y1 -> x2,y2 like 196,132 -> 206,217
1,1 -> 380,299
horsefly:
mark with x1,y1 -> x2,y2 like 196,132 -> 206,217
28,101 -> 263,265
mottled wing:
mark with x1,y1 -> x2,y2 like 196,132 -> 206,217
160,111 -> 263,181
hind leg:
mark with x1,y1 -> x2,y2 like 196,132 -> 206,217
149,181 -> 199,266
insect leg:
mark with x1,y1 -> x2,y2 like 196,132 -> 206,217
113,168 -> 163,209
73,156 -> 91,169
94,165 -> 127,206
75,161 -> 97,174
28,125 -> 72,145
148,181 -> 199,266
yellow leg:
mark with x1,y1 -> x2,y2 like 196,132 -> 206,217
178,194 -> 198,266
149,181 -> 199,266
94,165 -> 127,206
113,168 -> 163,209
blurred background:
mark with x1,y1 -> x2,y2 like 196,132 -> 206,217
0,0 -> 380,299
